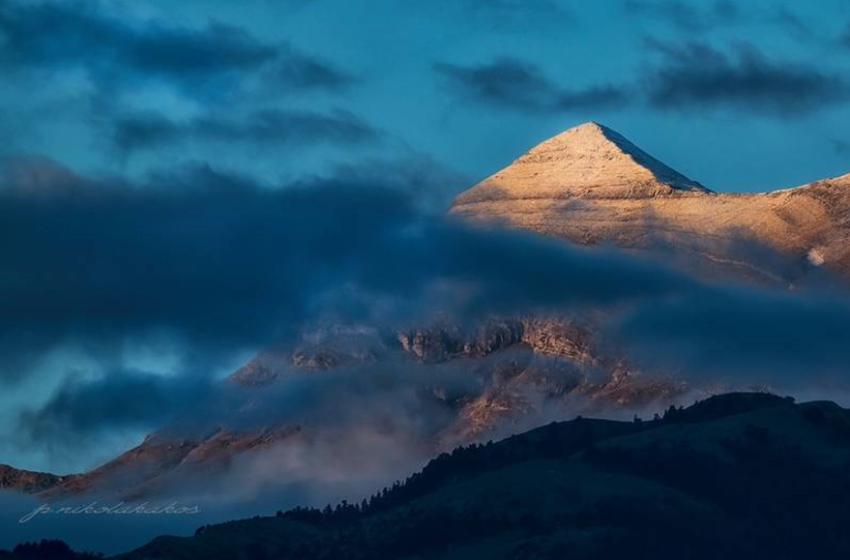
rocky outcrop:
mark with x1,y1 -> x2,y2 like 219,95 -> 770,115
395,316 -> 596,364
0,463 -> 76,493
396,319 -> 525,362
520,317 -> 594,361
230,325 -> 385,385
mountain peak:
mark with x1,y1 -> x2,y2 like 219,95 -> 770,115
453,123 -> 710,205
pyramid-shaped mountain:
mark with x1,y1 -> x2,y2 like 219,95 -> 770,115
451,123 -> 850,282
455,122 -> 710,205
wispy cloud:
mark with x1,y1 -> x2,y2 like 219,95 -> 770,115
434,58 -> 629,113
0,0 -> 353,95
112,109 -> 378,154
643,41 -> 850,115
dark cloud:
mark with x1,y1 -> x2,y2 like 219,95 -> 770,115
4,154 -> 849,393
0,2 -> 271,77
112,109 -> 378,153
623,0 -> 739,31
434,58 -> 629,113
0,156 -> 688,381
18,369 -> 214,445
270,45 -> 355,91
644,41 -> 850,115
612,285 -> 850,386
0,1 -> 351,94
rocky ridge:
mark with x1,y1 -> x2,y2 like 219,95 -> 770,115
0,464 -> 77,494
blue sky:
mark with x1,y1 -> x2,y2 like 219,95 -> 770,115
1,0 -> 849,195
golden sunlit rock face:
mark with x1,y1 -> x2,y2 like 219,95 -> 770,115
451,122 -> 850,282
455,122 -> 709,203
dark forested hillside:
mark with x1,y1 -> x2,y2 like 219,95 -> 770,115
98,392 -> 850,560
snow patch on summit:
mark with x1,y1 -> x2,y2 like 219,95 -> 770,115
454,121 -> 710,204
